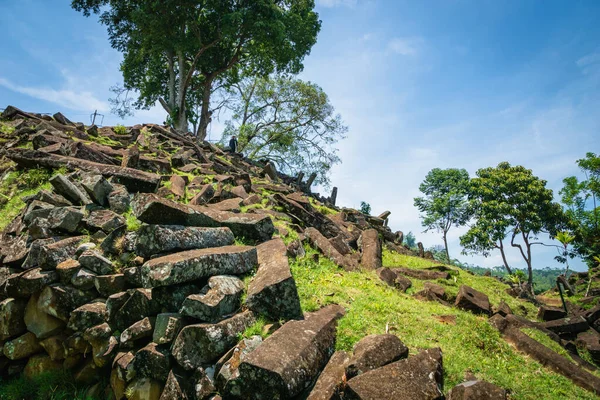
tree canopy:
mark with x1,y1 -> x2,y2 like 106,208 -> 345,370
222,75 -> 346,187
72,0 -> 321,139
414,168 -> 471,262
461,162 -> 563,288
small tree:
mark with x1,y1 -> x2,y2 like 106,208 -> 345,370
222,75 -> 347,187
360,201 -> 371,215
414,168 -> 471,262
405,231 -> 417,249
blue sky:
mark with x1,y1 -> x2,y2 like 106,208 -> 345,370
1,0 -> 599,271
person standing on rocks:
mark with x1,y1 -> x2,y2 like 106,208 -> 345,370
229,135 -> 238,154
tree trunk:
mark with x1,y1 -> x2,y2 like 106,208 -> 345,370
167,51 -> 176,111
196,78 -> 213,141
175,52 -> 188,133
443,231 -> 450,262
498,240 -> 513,275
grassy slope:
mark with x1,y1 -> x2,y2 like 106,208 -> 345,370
290,246 -> 598,400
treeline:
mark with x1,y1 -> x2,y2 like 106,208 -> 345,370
411,153 -> 600,294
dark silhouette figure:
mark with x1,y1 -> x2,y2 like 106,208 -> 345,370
229,135 -> 238,153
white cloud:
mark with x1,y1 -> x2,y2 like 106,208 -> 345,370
316,0 -> 357,8
387,37 -> 422,56
0,77 -> 109,113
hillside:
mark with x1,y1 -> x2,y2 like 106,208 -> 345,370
0,106 -> 600,400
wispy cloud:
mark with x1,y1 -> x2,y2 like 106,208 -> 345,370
0,77 -> 109,113
316,0 -> 358,8
387,37 -> 422,56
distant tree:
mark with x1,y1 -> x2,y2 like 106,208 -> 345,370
461,162 -> 564,290
360,201 -> 371,215
414,168 -> 471,262
405,231 -> 417,248
560,152 -> 600,267
71,0 -> 321,139
222,75 -> 347,187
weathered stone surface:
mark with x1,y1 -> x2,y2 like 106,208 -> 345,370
376,267 -> 412,292
358,229 -> 381,270
39,334 -> 68,360
132,342 -> 171,381
24,293 -> 65,339
79,250 -> 115,275
56,259 -> 81,283
190,184 -> 215,206
346,334 -> 409,378
133,193 -> 219,226
71,268 -> 97,290
47,206 -> 84,232
38,236 -> 84,270
121,317 -> 155,345
109,184 -> 131,214
94,274 -> 126,297
0,298 -> 27,341
8,149 -> 161,193
107,289 -> 155,331
274,194 -> 343,238
181,275 -> 244,322
21,238 -> 55,269
38,284 -> 96,322
169,174 -> 186,198
49,174 -> 92,205
493,301 -> 512,318
153,313 -> 184,345
5,268 -> 58,298
345,348 -> 444,400
83,322 -> 113,343
140,245 -> 257,288
3,332 -> 43,360
392,267 -> 450,280
153,283 -> 201,312
202,208 -> 275,242
208,198 -> 243,212
576,331 -> 600,364
217,335 -> 263,392
87,209 -> 126,232
537,306 -> 567,322
246,239 -> 302,321
68,301 -> 108,331
133,224 -> 234,258
541,316 -> 589,335
23,353 -> 62,378
172,311 -> 256,369
160,370 -> 189,400
455,285 -> 490,316
305,227 -> 358,271
447,380 -> 507,400
224,305 -> 345,399
415,282 -> 449,304
81,173 -> 113,206
306,351 -> 350,400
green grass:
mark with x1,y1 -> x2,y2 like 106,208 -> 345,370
0,370 -> 101,400
113,125 -> 127,135
123,209 -> 142,232
290,245 -> 598,399
0,121 -> 15,135
239,316 -> 269,340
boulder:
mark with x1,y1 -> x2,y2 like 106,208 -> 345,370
345,348 -> 444,400
132,193 -> 219,226
575,331 -> 600,364
169,175 -> 186,198
38,236 -> 84,270
160,370 -> 189,400
447,380 -> 507,400
172,311 -> 256,369
47,206 -> 84,232
38,284 -> 96,322
358,229 -> 382,270
132,342 -> 171,381
208,198 -> 243,212
246,239 -> 303,321
223,305 -> 345,399
153,283 -> 201,312
455,285 -> 490,316
86,209 -> 126,232
202,209 -> 274,242
376,267 -> 412,292
81,173 -> 113,206
392,267 -> 450,280
3,332 -> 43,360
68,301 -> 108,332
306,351 -> 350,400
5,268 -> 58,298
78,250 -> 115,275
126,377 -> 164,400
120,317 -> 155,346
537,306 -> 567,322
56,259 -> 81,283
133,225 -> 234,258
541,316 -> 589,335
107,289 -> 155,331
345,334 -> 409,378
49,174 -> 93,205
0,298 -> 27,341
189,184 -> 215,206
39,334 -> 68,360
109,184 -> 131,214
153,313 -> 184,345
71,268 -> 97,290
23,354 -> 62,378
180,275 -> 245,322
94,274 -> 127,297
304,227 -> 358,271
216,335 -> 263,391
493,301 -> 512,318
140,245 -> 257,288
24,293 -> 65,339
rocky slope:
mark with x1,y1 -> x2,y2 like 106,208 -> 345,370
0,106 -> 599,399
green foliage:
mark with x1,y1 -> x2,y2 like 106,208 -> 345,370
0,121 -> 15,135
461,265 -> 563,294
404,231 -> 417,249
0,370 -> 99,400
359,201 -> 371,215
239,316 -> 269,340
72,0 -> 321,137
123,209 -> 142,232
223,75 -> 347,187
560,152 -> 600,267
291,247 -> 594,399
414,168 -> 471,261
461,162 -> 564,285
113,124 -> 127,135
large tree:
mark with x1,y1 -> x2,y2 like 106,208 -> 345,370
72,0 -> 321,139
560,152 -> 600,267
461,162 -> 563,288
414,168 -> 471,262
222,75 -> 346,186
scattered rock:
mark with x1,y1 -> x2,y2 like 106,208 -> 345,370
78,250 -> 115,275
376,267 -> 412,292
3,332 -> 43,360
180,275 -> 245,322
306,350 -> 350,400
455,285 -> 491,316
346,334 -> 409,378
358,229 -> 382,270
0,298 -> 27,341
447,380 -> 507,400
537,306 -> 567,322
541,316 -> 589,335
24,293 -> 65,339
153,313 -> 184,345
